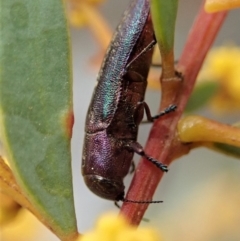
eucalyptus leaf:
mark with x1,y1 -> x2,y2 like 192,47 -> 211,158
0,0 -> 77,238
150,0 -> 178,53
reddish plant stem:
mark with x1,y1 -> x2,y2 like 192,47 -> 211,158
120,4 -> 227,225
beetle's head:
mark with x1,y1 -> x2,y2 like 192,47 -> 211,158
84,174 -> 125,201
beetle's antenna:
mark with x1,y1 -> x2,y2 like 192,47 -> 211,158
122,198 -> 163,204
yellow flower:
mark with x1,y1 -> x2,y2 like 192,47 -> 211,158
197,45 -> 240,113
205,0 -> 240,12
67,0 -> 105,27
0,192 -> 21,226
0,202 -> 39,241
78,212 -> 162,241
67,0 -> 112,46
66,0 -> 112,57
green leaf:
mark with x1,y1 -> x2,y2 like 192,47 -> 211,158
150,0 -> 178,53
213,143 -> 240,159
0,0 -> 77,239
185,81 -> 219,112
211,123 -> 240,159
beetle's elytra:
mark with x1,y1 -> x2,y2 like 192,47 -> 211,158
82,0 -> 176,202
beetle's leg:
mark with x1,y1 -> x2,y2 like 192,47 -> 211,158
139,102 -> 177,123
129,161 -> 135,174
149,104 -> 177,121
114,201 -> 121,208
126,142 -> 168,172
125,39 -> 156,70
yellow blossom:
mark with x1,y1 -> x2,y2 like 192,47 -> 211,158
67,0 -> 112,55
116,227 -> 161,241
0,207 -> 40,241
205,0 -> 240,12
67,0 -> 105,27
197,45 -> 240,113
79,212 -> 162,241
